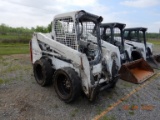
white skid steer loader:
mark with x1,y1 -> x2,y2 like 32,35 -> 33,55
100,23 -> 154,84
123,27 -> 160,69
30,10 -> 121,103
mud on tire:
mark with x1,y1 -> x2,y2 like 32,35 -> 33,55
53,67 -> 81,103
33,59 -> 53,86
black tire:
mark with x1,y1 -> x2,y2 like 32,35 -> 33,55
33,59 -> 53,86
110,60 -> 119,88
53,67 -> 81,103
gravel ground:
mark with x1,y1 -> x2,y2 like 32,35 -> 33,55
0,45 -> 160,120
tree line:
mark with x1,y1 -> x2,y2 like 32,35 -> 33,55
0,23 -> 160,43
0,23 -> 159,39
0,23 -> 52,34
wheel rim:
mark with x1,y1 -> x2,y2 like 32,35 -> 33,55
56,73 -> 72,98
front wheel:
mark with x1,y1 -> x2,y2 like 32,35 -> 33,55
53,67 -> 81,103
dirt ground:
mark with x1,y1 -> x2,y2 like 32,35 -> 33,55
0,46 -> 160,120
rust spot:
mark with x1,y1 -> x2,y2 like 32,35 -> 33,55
141,105 -> 155,111
122,105 -> 138,110
122,105 -> 129,110
130,105 -> 138,110
130,68 -> 153,81
119,58 -> 154,83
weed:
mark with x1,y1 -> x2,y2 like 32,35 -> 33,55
0,79 -> 4,84
130,104 -> 138,110
1,64 -> 22,74
123,82 -> 132,88
107,104 -> 112,108
96,106 -> 103,115
123,99 -> 128,102
0,78 -> 10,84
54,104 -> 58,108
108,94 -> 113,99
118,108 -> 121,111
100,115 -> 116,120
70,108 -> 78,117
2,61 -> 9,66
32,81 -> 36,84
128,111 -> 134,115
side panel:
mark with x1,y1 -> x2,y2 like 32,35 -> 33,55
125,40 -> 146,59
31,35 -> 42,63
36,33 -> 81,65
124,43 -> 133,59
146,42 -> 153,53
32,33 -> 92,96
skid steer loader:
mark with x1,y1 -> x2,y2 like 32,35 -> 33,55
100,23 -> 154,83
30,10 -> 121,103
123,27 -> 160,69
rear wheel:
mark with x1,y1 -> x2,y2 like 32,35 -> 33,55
53,67 -> 81,103
110,60 -> 119,88
33,59 -> 53,86
131,51 -> 142,60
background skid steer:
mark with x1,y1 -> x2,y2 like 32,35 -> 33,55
124,27 -> 160,69
100,23 -> 154,83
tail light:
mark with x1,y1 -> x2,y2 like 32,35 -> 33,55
29,41 -> 33,62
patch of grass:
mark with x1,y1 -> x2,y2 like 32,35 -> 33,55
0,55 -> 3,59
147,39 -> 160,45
100,115 -> 116,120
123,99 -> 128,102
96,106 -> 103,115
128,111 -> 134,115
107,104 -> 112,108
1,64 -> 23,74
123,82 -> 132,88
0,79 -> 4,84
54,104 -> 58,108
0,43 -> 29,55
0,78 -> 10,84
70,109 -> 78,117
108,94 -> 113,99
136,94 -> 139,97
2,61 -> 9,66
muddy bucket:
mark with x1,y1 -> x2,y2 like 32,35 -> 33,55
147,54 -> 160,70
119,58 -> 154,84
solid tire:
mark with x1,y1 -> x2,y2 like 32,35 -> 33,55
110,60 -> 119,88
33,59 -> 53,86
53,67 -> 81,103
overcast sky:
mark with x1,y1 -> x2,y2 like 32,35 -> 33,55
0,0 -> 160,32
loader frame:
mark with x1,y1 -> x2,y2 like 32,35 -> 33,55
30,10 -> 121,102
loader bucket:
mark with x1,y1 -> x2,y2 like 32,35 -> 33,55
119,58 -> 154,84
147,54 -> 160,70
